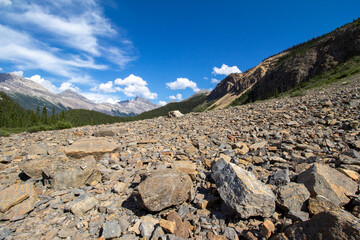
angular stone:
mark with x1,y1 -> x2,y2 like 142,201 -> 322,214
44,165 -> 95,191
159,219 -> 176,234
135,169 -> 193,211
260,219 -> 275,239
102,221 -> 121,239
0,183 -> 32,212
20,158 -> 52,179
212,158 -> 276,218
167,212 -> 190,239
168,110 -> 183,118
68,195 -> 98,216
337,168 -> 359,182
2,183 -> 37,221
63,138 -> 119,158
249,141 -> 267,151
297,163 -> 358,206
268,169 -> 290,186
93,129 -> 115,137
308,195 -> 340,215
276,182 -> 310,212
139,216 -> 158,239
287,210 -> 310,222
284,210 -> 360,240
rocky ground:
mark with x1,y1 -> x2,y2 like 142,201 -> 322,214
1,75 -> 360,240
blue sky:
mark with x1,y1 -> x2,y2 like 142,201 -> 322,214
0,0 -> 359,105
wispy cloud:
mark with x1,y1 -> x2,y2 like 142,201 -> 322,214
0,0 -> 136,82
166,78 -> 200,92
212,64 -> 241,75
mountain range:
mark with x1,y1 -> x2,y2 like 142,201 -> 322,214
0,73 -> 159,116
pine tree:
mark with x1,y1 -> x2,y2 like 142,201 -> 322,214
41,106 -> 48,124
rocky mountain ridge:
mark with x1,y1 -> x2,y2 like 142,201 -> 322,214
0,73 -> 159,116
0,73 -> 359,239
209,19 -> 360,109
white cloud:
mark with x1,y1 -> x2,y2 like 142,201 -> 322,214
212,64 -> 241,75
166,78 -> 200,92
158,101 -> 167,106
203,77 -> 208,80
11,70 -> 23,77
91,74 -> 158,100
0,67 -> 3,71
81,92 -> 120,104
211,78 -> 220,84
169,93 -> 182,101
0,24 -> 106,79
59,82 -> 79,92
29,74 -> 58,92
0,0 -> 11,7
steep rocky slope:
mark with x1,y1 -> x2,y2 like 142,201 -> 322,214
0,74 -> 359,239
209,19 -> 360,109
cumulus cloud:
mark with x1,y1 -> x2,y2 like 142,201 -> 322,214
11,70 -> 23,77
0,67 -> 3,71
166,78 -> 200,92
28,74 -> 80,93
212,64 -> 241,75
0,0 -> 11,7
211,78 -> 220,84
29,74 -> 58,92
91,74 -> 158,100
158,101 -> 167,106
169,93 -> 182,101
59,82 -> 79,92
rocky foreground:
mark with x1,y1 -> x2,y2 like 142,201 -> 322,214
1,76 -> 360,240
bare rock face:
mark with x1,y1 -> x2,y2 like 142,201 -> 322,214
63,138 -> 119,159
135,169 -> 193,212
284,210 -> 360,240
297,163 -> 358,206
212,158 -> 276,218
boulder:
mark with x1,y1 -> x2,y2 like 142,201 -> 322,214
297,163 -> 358,206
168,110 -> 184,118
0,183 -> 37,221
276,182 -> 310,212
63,138 -> 119,159
268,169 -> 290,186
93,129 -> 115,137
43,165 -> 95,191
212,158 -> 276,218
284,210 -> 360,240
135,169 -> 193,211
20,158 -> 53,179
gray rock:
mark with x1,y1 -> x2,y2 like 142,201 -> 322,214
102,221 -> 121,239
276,182 -> 310,212
297,163 -> 358,206
223,227 -> 239,240
93,129 -> 115,137
212,158 -> 276,218
287,210 -> 310,222
140,220 -> 155,239
66,194 -> 99,216
151,225 -> 166,240
135,169 -> 193,211
268,169 -> 290,186
0,227 -> 10,240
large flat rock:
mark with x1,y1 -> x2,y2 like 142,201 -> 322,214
297,163 -> 358,206
0,183 -> 33,212
212,158 -> 276,218
63,138 -> 119,158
